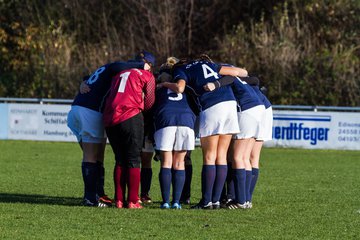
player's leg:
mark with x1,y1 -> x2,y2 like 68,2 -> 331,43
244,138 -> 256,207
212,134 -> 232,209
249,140 -> 263,208
140,147 -> 154,204
124,113 -> 144,209
154,126 -> 178,209
81,142 -> 103,206
159,151 -> 172,209
67,107 -> 95,206
106,125 -> 127,208
230,106 -> 263,209
220,140 -> 235,208
231,138 -> 250,208
95,139 -> 113,206
226,141 -> 235,201
191,135 -> 218,209
180,150 -> 192,204
171,150 -> 187,209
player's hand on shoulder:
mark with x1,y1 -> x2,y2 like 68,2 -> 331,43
144,63 -> 151,71
203,82 -> 216,92
80,81 -> 91,94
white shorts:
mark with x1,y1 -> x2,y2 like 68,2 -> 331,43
154,126 -> 195,151
199,101 -> 239,137
67,105 -> 106,143
257,107 -> 273,141
142,135 -> 154,153
233,105 -> 266,139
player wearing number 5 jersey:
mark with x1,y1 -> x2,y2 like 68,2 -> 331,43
67,56 -> 150,207
153,66 -> 196,209
103,68 -> 156,209
165,55 -> 248,209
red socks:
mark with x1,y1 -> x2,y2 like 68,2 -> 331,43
114,165 -> 141,204
127,168 -> 141,203
114,164 -> 127,202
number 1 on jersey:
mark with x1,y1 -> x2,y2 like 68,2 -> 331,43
118,72 -> 130,92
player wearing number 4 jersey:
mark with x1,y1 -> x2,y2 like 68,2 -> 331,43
67,51 -> 153,207
164,54 -> 248,209
103,68 -> 156,209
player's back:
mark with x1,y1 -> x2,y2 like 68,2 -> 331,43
153,87 -> 195,131
232,77 -> 264,111
103,68 -> 154,127
173,60 -> 235,110
72,61 -> 144,113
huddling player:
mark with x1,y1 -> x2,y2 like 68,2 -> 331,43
67,53 -> 151,207
102,51 -> 156,209
153,57 -> 196,209
169,54 -> 248,209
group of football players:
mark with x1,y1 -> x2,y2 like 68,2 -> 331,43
67,51 -> 272,210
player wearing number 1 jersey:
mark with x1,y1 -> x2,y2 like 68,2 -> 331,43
67,51 -> 154,207
68,61 -> 146,207
103,68 -> 155,209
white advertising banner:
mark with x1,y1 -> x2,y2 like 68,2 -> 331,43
1,103 -> 360,150
7,103 -> 77,142
0,104 -> 8,139
265,110 -> 360,150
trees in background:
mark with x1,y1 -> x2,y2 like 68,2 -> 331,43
0,0 -> 359,106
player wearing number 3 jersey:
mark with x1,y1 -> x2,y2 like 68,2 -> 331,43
153,63 -> 196,209
103,68 -> 156,209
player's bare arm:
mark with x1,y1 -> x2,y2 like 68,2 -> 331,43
158,79 -> 186,94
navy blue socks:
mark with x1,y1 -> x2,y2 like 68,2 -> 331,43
141,167 -> 153,196
201,165 -> 216,204
159,168 -> 172,204
172,169 -> 185,204
249,168 -> 259,202
212,165 -> 228,203
233,168 -> 246,204
81,162 -> 97,202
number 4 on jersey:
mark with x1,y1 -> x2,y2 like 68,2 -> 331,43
202,64 -> 219,79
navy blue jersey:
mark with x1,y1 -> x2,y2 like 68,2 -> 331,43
72,61 -> 144,112
232,77 -> 264,111
173,60 -> 236,110
252,85 -> 272,109
153,87 -> 196,131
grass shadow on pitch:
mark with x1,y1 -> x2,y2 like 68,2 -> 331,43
0,193 -> 82,206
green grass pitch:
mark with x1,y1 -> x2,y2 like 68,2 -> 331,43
0,140 -> 359,239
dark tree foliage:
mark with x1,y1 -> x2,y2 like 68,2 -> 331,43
0,0 -> 359,106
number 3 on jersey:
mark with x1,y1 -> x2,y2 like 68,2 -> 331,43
117,72 -> 130,92
202,64 -> 219,79
167,89 -> 183,101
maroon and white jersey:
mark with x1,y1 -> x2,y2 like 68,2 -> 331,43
103,68 -> 155,127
